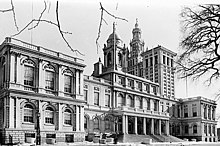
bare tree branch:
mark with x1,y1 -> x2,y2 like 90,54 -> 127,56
28,0 -> 47,30
56,1 -> 84,56
0,0 -> 19,31
96,2 -> 128,53
10,0 -> 19,31
177,4 -> 220,100
11,19 -> 71,37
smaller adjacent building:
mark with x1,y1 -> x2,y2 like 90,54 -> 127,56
170,97 -> 217,142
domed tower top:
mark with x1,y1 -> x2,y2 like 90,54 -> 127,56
107,22 -> 122,47
132,18 -> 141,41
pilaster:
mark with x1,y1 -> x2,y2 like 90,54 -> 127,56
76,106 -> 79,131
80,106 -> 84,132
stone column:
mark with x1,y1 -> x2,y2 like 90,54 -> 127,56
58,65 -> 64,96
213,107 -> 216,120
75,70 -> 79,95
151,118 -> 154,135
38,100 -> 43,130
201,123 -> 204,136
10,53 -> 15,83
143,117 -> 146,135
80,71 -> 84,95
206,105 -> 208,119
9,97 -> 14,128
58,103 -> 63,130
134,116 -> 138,134
16,98 -> 21,128
38,60 -> 45,93
122,115 -> 126,134
158,119 -> 161,135
76,106 -> 79,131
125,115 -> 128,134
165,120 -> 169,135
80,106 -> 84,132
201,104 -> 204,118
16,55 -> 22,85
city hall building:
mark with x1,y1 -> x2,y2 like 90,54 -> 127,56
0,21 -> 218,144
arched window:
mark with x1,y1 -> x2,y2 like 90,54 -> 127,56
105,117 -> 111,130
193,124 -> 197,134
24,104 -> 34,123
24,60 -> 35,87
93,117 -> 99,130
107,52 -> 112,66
127,96 -> 134,107
118,94 -> 125,107
64,109 -> 72,125
45,65 -> 55,90
45,107 -> 54,124
136,97 -> 142,109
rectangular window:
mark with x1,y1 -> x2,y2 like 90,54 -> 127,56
64,75 -> 72,93
150,57 -> 153,66
94,92 -> 99,106
24,66 -> 34,86
171,59 -> 173,67
64,113 -> 71,125
184,105 -> 188,117
145,59 -> 148,67
163,55 -> 166,64
192,104 -> 197,117
152,86 -> 157,95
45,111 -> 54,124
24,109 -> 33,123
84,90 -> 88,102
155,56 -> 158,64
105,94 -> 110,107
147,99 -> 150,110
167,57 -> 169,66
45,71 -> 54,90
145,84 -> 150,93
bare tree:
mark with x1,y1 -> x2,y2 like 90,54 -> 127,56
177,4 -> 220,99
96,2 -> 128,52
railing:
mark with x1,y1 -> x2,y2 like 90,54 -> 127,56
4,37 -> 84,64
84,75 -> 112,84
117,106 -> 169,117
180,96 -> 215,103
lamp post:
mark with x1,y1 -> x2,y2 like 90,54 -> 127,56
36,111 -> 41,145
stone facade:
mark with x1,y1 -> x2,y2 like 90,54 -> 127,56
0,37 -> 86,144
83,22 -> 218,142
0,21 -> 218,144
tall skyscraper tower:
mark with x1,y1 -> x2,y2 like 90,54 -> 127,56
142,46 -> 176,98
127,19 -> 145,77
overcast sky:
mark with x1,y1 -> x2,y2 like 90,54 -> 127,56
1,0 -> 220,124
